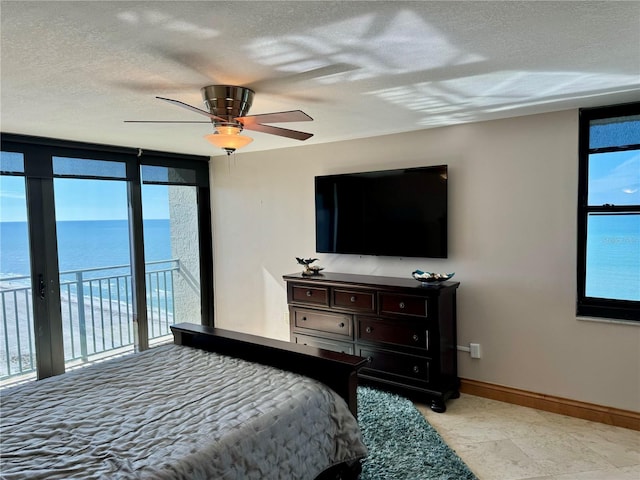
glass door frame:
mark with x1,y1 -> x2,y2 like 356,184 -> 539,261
1,134 -> 212,380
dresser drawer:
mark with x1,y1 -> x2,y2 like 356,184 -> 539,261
292,308 -> 352,339
359,347 -> 430,384
333,289 -> 375,313
292,333 -> 354,355
290,284 -> 329,307
357,316 -> 429,351
379,293 -> 428,317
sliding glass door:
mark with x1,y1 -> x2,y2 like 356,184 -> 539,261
53,157 -> 135,367
0,136 -> 212,385
0,153 -> 37,383
141,164 -> 204,344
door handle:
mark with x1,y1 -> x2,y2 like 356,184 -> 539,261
38,274 -> 46,299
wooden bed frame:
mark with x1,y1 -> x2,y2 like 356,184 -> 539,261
171,322 -> 368,417
171,323 -> 368,480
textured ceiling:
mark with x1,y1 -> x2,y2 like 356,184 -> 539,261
1,1 -> 639,157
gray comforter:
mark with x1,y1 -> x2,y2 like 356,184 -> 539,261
0,343 -> 366,479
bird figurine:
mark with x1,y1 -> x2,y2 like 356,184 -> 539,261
296,257 -> 324,276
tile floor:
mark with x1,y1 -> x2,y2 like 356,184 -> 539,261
415,394 -> 640,480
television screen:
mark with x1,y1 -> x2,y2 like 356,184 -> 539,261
315,165 -> 448,258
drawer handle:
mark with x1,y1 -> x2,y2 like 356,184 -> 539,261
365,326 -> 373,334
367,356 -> 373,363
413,365 -> 420,374
306,290 -> 313,297
399,301 -> 406,309
302,316 -> 307,321
412,334 -> 419,342
338,322 -> 345,328
350,295 -> 357,302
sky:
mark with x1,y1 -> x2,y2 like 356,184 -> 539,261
0,175 -> 170,222
588,150 -> 639,206
1,150 -> 637,222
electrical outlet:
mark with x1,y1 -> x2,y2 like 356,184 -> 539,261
470,343 -> 481,359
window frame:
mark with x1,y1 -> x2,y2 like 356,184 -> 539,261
0,133 -> 213,380
577,102 -> 640,321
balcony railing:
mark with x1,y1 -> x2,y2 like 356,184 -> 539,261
0,259 -> 179,382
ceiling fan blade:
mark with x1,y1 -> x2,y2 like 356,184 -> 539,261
242,123 -> 313,141
156,96 -> 226,122
236,110 -> 313,124
114,80 -> 199,93
152,46 -> 354,93
249,63 -> 358,91
153,48 -> 226,83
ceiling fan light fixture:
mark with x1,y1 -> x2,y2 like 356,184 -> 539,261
215,125 -> 242,136
204,129 -> 253,155
141,87 -> 313,151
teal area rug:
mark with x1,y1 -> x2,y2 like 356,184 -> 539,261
357,386 -> 477,480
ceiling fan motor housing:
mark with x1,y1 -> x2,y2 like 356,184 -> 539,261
201,85 -> 254,126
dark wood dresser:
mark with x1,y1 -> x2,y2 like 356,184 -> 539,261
284,272 -> 460,412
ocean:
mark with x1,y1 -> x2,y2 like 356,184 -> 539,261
0,215 -> 638,380
585,213 -> 640,302
0,219 -> 175,377
0,216 -> 638,300
0,219 -> 171,279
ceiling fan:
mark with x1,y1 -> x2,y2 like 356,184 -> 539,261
126,85 -> 313,155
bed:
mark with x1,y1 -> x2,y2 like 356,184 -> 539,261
0,323 -> 368,479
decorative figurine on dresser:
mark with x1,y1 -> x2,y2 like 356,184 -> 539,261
295,257 -> 324,276
283,271 -> 460,412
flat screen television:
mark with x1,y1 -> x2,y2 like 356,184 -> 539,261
315,165 -> 448,258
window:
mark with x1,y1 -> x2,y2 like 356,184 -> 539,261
140,165 -> 205,345
0,134 -> 213,385
577,103 -> 640,321
0,154 -> 36,381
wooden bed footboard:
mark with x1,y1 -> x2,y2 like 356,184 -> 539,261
170,323 -> 368,416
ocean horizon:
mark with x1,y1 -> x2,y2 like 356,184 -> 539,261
1,216 -> 638,301
0,219 -> 172,279
0,219 -> 176,377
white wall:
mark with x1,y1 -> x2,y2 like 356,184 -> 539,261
168,186 -> 201,324
210,109 -> 640,412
